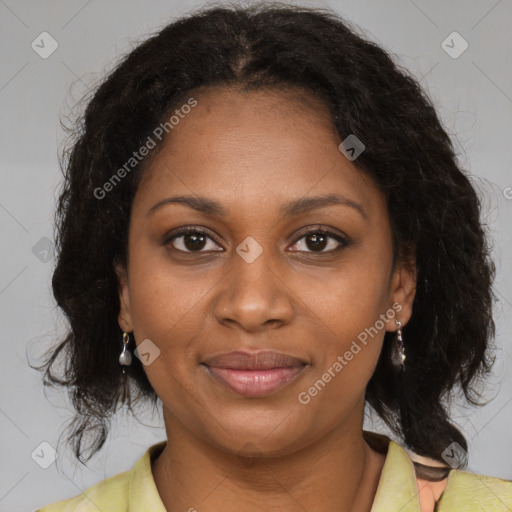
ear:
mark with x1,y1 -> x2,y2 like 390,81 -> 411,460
114,258 -> 133,332
385,251 -> 417,332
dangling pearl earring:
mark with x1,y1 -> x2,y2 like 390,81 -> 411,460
119,332 -> 132,373
391,319 -> 406,371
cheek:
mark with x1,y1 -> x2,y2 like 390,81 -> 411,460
125,248 -> 216,395
127,243 -> 213,338
293,257 -> 389,408
294,252 -> 391,333
299,329 -> 384,418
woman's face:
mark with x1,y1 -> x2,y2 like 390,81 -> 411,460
116,87 -> 416,457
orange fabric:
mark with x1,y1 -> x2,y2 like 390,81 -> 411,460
416,476 -> 448,512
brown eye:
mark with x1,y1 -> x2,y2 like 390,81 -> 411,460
289,228 -> 348,253
182,232 -> 207,251
164,229 -> 223,253
304,232 -> 328,251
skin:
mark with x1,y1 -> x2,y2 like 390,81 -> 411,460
115,86 -> 417,512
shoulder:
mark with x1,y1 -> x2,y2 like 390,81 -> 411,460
439,469 -> 512,510
35,469 -> 131,512
35,441 -> 167,512
367,432 -> 512,512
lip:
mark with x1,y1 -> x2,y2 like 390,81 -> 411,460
202,350 -> 308,370
203,365 -> 308,397
201,350 -> 309,397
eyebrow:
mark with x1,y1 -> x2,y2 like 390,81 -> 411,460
280,194 -> 367,220
147,193 -> 367,220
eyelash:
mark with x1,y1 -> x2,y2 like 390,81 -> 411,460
162,225 -> 349,255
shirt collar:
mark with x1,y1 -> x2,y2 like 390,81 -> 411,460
128,440 -> 167,512
127,435 -> 423,512
369,438 -> 423,511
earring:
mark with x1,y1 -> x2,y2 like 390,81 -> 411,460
119,332 -> 132,373
391,319 -> 406,371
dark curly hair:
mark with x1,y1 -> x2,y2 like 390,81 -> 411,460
35,1 -> 497,466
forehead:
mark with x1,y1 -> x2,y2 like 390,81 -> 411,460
133,87 -> 385,220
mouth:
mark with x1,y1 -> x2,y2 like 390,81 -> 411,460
201,350 -> 309,397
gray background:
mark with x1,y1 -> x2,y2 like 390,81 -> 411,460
1,0 -> 511,511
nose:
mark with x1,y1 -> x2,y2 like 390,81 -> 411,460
212,248 -> 295,333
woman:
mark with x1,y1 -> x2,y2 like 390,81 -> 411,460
36,3 -> 512,511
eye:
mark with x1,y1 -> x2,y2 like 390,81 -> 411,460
163,226 -> 349,255
164,227 -> 223,253
288,227 -> 349,253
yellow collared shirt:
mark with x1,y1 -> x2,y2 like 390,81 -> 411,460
37,438 -> 512,511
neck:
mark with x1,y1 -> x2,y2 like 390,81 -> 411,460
152,406 -> 386,512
